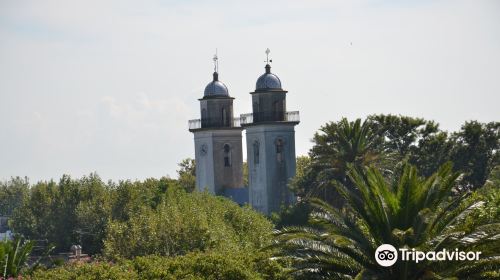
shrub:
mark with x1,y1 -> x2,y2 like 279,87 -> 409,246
30,251 -> 291,280
29,261 -> 137,280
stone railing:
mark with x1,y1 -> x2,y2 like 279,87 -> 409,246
240,111 -> 300,125
188,117 -> 242,130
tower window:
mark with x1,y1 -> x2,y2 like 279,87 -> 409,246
223,144 -> 231,167
222,107 -> 228,126
276,139 -> 284,163
253,141 -> 260,165
201,108 -> 207,127
273,101 -> 283,121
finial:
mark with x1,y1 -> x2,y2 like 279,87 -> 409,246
213,48 -> 218,73
265,48 -> 271,64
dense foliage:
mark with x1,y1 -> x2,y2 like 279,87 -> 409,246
292,116 -> 499,206
30,250 -> 291,280
5,174 -> 181,255
275,163 -> 500,279
104,187 -> 273,259
0,236 -> 35,278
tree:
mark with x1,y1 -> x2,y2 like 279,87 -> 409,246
295,118 -> 388,206
368,114 -> 438,158
293,116 -> 499,207
368,114 -> 455,177
11,174 -> 114,254
0,177 -> 29,217
104,187 -> 273,259
75,181 -> 112,255
289,156 -> 312,197
177,158 -> 196,192
275,163 -> 500,279
450,121 -> 500,190
10,180 -> 57,245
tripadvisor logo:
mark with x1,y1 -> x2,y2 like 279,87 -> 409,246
375,244 -> 482,267
375,244 -> 398,267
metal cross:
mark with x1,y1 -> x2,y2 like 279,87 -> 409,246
265,48 -> 270,64
213,49 -> 218,72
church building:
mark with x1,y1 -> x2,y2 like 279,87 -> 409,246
188,50 -> 300,215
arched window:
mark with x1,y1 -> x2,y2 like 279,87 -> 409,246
273,101 -> 283,121
201,108 -> 207,127
276,139 -> 284,163
223,144 -> 231,167
253,102 -> 259,121
253,140 -> 260,165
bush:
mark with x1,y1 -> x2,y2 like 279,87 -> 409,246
29,261 -> 137,280
30,251 -> 291,280
132,252 -> 259,280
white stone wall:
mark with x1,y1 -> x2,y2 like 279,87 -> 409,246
194,131 -> 216,193
246,123 -> 297,215
194,129 -> 244,195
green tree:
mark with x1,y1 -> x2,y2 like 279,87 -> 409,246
11,174 -> 113,254
109,176 -> 178,222
368,114 -> 439,158
296,118 -> 387,206
177,158 -> 196,192
450,121 -> 499,190
275,163 -> 500,279
0,177 -> 29,217
74,177 -> 112,255
10,180 -> 57,244
104,187 -> 273,259
368,114 -> 455,177
289,156 -> 312,197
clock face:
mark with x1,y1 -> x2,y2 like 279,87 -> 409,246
200,144 -> 208,156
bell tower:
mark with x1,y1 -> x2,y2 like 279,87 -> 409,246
241,49 -> 300,215
188,54 -> 244,196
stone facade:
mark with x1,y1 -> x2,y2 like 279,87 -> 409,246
245,124 -> 297,214
193,129 -> 244,195
188,62 -> 299,215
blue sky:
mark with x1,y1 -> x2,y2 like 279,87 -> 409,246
1,0 -> 499,182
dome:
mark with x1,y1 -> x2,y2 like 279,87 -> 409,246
256,64 -> 282,91
204,72 -> 229,97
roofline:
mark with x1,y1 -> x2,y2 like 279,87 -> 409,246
250,89 -> 288,94
241,120 -> 299,127
198,96 -> 235,101
189,127 -> 244,132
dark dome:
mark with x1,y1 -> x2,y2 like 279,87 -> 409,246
204,72 -> 229,97
256,64 -> 282,91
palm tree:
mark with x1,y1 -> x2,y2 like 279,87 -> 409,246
299,118 -> 392,206
0,236 -> 34,278
274,163 -> 500,279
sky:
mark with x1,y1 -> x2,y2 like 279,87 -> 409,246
0,0 -> 499,183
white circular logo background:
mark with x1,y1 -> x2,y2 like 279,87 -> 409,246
375,244 -> 398,267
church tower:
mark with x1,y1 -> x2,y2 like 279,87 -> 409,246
189,56 -> 244,196
241,50 -> 300,215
